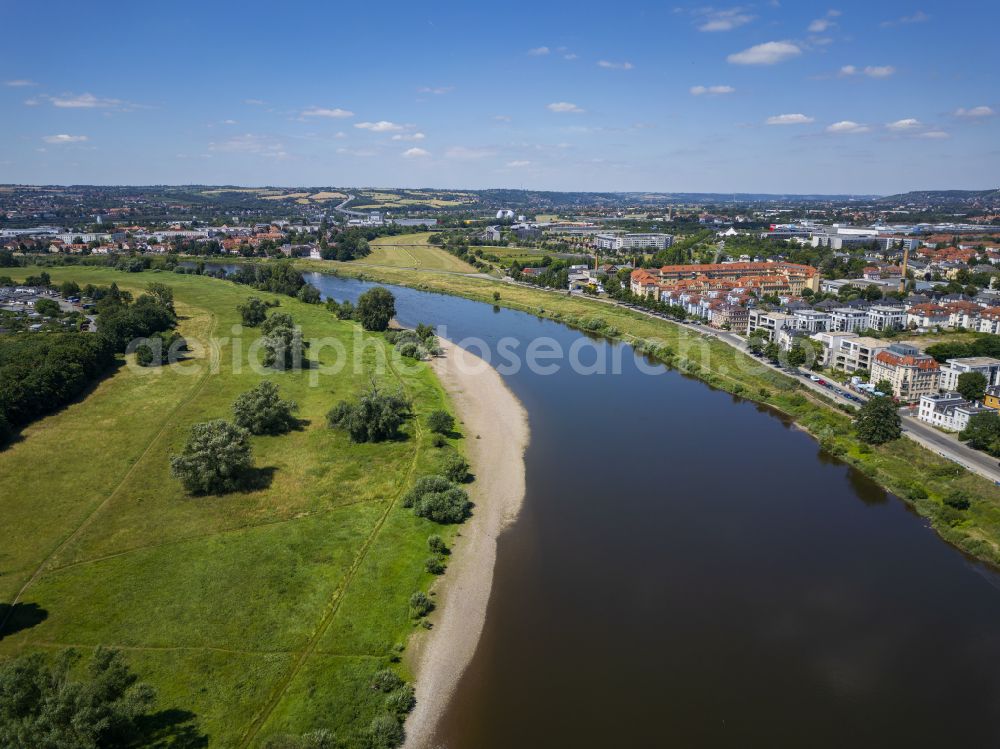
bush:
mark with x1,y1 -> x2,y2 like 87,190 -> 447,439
239,297 -> 269,327
427,534 -> 448,555
385,685 -> 416,717
297,285 -> 321,304
441,452 -> 471,483
259,314 -> 306,370
262,730 -> 337,749
170,420 -> 254,495
402,475 -> 471,523
134,330 -> 186,367
371,669 -> 404,693
427,410 -> 454,434
367,714 -> 404,749
409,591 -> 433,617
232,381 -> 298,435
356,287 -> 396,331
431,434 -> 446,448
327,385 -> 412,443
943,490 -> 971,510
425,556 -> 446,574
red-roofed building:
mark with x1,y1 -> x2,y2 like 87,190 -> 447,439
870,344 -> 940,401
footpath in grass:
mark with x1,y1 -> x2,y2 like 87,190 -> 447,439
0,267 -> 465,747
308,261 -> 1000,567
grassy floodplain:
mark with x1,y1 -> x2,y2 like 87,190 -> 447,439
295,258 -> 1000,567
0,266 -> 464,746
362,233 -> 477,274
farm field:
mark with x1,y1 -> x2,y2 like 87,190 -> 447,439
0,267 -> 462,747
362,233 -> 478,273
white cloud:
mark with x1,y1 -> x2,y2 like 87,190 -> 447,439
417,86 -> 453,95
335,147 -> 376,157
391,132 -> 426,141
527,46 -> 550,56
47,92 -> 122,108
301,107 -> 354,118
698,8 -> 754,32
494,115 -> 512,122
4,79 -> 36,87
886,118 -> 921,131
840,65 -> 895,78
864,65 -> 895,78
954,106 -> 994,118
445,146 -> 495,160
244,98 -> 265,105
881,10 -> 929,27
919,130 -> 950,139
827,120 -> 870,134
402,147 -> 429,158
547,101 -> 585,114
808,18 -> 832,32
506,160 -> 531,167
728,41 -> 801,65
222,119 -> 238,125
355,120 -> 405,132
597,60 -> 634,70
334,131 -> 346,139
42,134 -> 88,144
766,113 -> 815,125
690,85 -> 735,96
209,133 -> 287,158
563,52 -> 578,60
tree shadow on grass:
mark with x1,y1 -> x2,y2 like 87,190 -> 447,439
0,602 -> 48,640
241,465 -> 278,492
136,707 -> 209,748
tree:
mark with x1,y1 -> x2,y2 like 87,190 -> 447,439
34,298 -> 61,317
786,344 -> 807,368
327,384 -> 412,442
441,452 -> 471,483
144,282 -> 175,315
297,285 -> 321,304
356,287 -> 396,331
134,331 -> 186,367
232,381 -> 298,435
957,371 -> 988,402
854,395 -> 902,444
874,379 -> 894,396
59,280 -> 81,298
170,420 -> 254,494
763,342 -> 781,362
427,409 -> 454,434
960,411 -> 1000,455
0,647 -> 156,749
239,297 -> 269,327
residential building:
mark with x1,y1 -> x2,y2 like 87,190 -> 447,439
938,357 -> 1000,391
906,303 -> 950,329
811,331 -> 858,367
746,310 -> 796,341
792,309 -> 831,333
870,343 -> 940,402
984,385 -> 1000,410
640,261 -> 819,294
709,303 -> 749,331
866,305 -> 907,332
829,307 -> 870,333
836,336 -> 890,373
596,233 -> 673,251
918,393 -> 993,432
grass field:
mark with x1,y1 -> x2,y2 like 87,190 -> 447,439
361,234 -> 477,274
0,267 -> 464,746
296,260 -> 1000,568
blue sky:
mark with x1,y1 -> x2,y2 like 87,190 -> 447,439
3,0 -> 997,194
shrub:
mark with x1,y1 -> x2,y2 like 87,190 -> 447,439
425,556 -> 446,574
427,410 -> 455,434
385,686 -> 416,717
232,381 -> 298,435
367,714 -> 404,749
427,535 -> 448,555
134,330 -> 186,367
441,453 -> 471,483
296,285 -> 321,304
943,490 -> 971,510
396,341 -> 421,359
262,730 -> 337,749
409,591 -> 433,617
371,669 -> 404,693
327,385 -> 412,443
431,434 -> 446,448
170,420 -> 253,495
905,483 -> 928,500
402,475 -> 471,524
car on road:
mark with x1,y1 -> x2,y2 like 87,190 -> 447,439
810,375 -> 821,381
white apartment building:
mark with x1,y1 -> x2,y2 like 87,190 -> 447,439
595,233 -> 674,251
792,310 -> 831,333
836,336 -> 890,373
746,310 -> 796,341
829,307 -> 870,332
938,357 -> 1000,392
866,305 -> 907,332
811,331 -> 859,367
918,393 -> 993,432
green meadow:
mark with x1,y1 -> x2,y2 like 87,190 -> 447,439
0,267 -> 463,747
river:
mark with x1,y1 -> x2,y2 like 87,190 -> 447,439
305,271 -> 1000,746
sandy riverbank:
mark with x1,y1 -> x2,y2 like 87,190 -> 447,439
403,338 -> 529,748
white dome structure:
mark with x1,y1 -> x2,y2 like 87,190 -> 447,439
496,209 -> 515,220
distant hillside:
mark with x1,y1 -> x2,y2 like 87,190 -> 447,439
876,189 -> 1000,208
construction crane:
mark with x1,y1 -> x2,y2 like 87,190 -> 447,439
899,243 -> 910,294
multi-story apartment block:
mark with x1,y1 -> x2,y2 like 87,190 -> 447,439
792,309 -> 830,333
746,310 -> 796,341
938,357 -> 1000,391
811,331 -> 859,367
829,307 -> 870,332
597,233 -> 673,251
866,305 -> 907,332
836,336 -> 890,373
870,343 -> 941,402
918,393 -> 993,432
